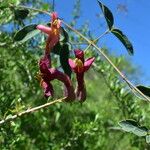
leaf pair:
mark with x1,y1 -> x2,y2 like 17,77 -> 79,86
98,1 -> 133,55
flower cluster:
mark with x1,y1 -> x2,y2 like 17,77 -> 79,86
37,12 -> 95,102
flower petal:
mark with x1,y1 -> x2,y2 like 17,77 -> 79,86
74,49 -> 84,62
50,68 -> 75,101
49,35 -> 59,49
41,81 -> 54,98
36,25 -> 51,35
68,59 -> 77,72
57,20 -> 61,28
39,55 -> 51,74
84,57 -> 95,72
51,12 -> 58,22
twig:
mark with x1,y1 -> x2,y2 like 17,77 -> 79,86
94,29 -> 110,43
84,44 -> 91,52
0,98 -> 65,125
9,5 -> 150,102
9,4 -> 51,15
84,30 -> 109,52
70,42 -> 88,45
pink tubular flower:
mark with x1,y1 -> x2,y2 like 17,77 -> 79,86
39,55 -> 75,101
36,12 -> 61,53
68,49 -> 95,102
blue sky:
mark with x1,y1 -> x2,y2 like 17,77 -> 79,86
55,0 -> 150,85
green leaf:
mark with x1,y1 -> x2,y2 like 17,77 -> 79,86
14,9 -> 29,20
136,85 -> 150,97
52,42 -> 61,55
119,120 -> 148,137
42,3 -> 50,11
59,43 -> 72,78
119,119 -> 138,132
0,4 -> 8,9
14,24 -> 40,43
97,0 -> 114,30
146,135 -> 150,144
111,28 -> 134,55
60,27 -> 69,43
132,126 -> 148,137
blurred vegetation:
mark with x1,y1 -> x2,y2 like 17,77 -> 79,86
0,0 -> 150,149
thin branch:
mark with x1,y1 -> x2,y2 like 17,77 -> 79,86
10,5 -> 150,102
84,44 -> 91,52
70,42 -> 88,45
94,29 -> 110,43
84,30 -> 109,53
0,98 -> 65,125
9,4 -> 51,16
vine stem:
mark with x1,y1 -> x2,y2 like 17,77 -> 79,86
9,4 -> 51,15
0,98 -> 65,125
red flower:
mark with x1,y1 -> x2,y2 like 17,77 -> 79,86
36,12 -> 61,53
39,55 -> 75,101
68,49 -> 95,102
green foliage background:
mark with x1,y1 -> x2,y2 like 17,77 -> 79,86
0,0 -> 150,149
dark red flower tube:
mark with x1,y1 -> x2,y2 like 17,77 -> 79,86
39,55 -> 75,101
68,49 -> 95,102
